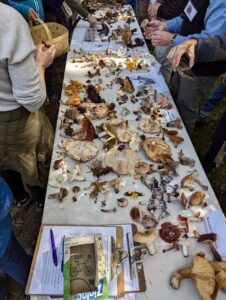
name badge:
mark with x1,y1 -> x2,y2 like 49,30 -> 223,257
184,0 -> 197,22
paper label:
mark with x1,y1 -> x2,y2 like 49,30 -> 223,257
204,209 -> 226,257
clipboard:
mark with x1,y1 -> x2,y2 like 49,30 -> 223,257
26,224 -> 124,298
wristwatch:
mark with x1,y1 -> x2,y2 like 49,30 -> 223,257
170,34 -> 177,46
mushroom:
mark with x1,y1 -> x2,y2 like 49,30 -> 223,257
65,140 -> 99,161
189,191 -> 206,206
181,192 -> 188,210
210,261 -> 226,291
142,137 -> 171,162
72,117 -> 96,141
196,232 -> 222,262
130,206 -> 143,223
178,239 -> 189,257
69,165 -> 85,182
48,188 -> 68,202
181,170 -> 208,191
108,178 -> 122,193
170,252 -> 217,300
138,118 -> 162,134
142,215 -> 158,229
49,168 -> 67,188
178,150 -> 195,167
105,148 -> 140,176
133,229 -> 158,255
134,162 -> 152,175
117,198 -> 129,207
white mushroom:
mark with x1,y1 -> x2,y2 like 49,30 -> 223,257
69,165 -> 85,182
65,140 -> 99,161
133,229 -> 158,255
105,148 -> 140,176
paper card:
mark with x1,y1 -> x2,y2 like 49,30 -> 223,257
64,235 -> 106,299
204,209 -> 226,257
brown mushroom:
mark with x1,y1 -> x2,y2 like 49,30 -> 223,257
181,192 -> 188,210
196,233 -> 222,262
133,229 -> 158,255
170,252 -> 217,300
48,187 -> 68,202
210,261 -> 226,291
142,137 -> 171,162
189,191 -> 206,206
130,206 -> 143,223
134,162 -> 152,175
117,198 -> 129,207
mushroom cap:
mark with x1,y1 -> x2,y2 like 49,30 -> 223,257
191,254 -> 217,300
65,140 -> 99,161
105,148 -> 140,175
134,162 -> 150,175
130,206 -> 143,223
138,118 -> 161,134
134,229 -> 158,244
189,191 -> 206,206
210,261 -> 226,291
142,137 -> 171,162
197,233 -> 217,244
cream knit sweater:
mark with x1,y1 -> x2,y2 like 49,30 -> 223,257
0,3 -> 46,112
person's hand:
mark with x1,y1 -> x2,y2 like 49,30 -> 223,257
87,14 -> 97,28
35,44 -> 56,69
148,3 -> 161,20
220,72 -> 226,85
147,20 -> 167,31
167,39 -> 197,71
28,8 -> 38,21
150,31 -> 174,46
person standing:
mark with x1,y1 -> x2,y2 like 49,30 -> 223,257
144,0 -> 226,134
0,3 -> 55,210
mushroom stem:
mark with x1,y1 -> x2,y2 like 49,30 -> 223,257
209,244 -> 222,262
170,268 -> 192,290
147,242 -> 156,255
101,208 -> 116,213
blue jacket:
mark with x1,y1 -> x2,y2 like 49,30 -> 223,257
8,0 -> 44,21
0,178 -> 13,259
165,0 -> 226,46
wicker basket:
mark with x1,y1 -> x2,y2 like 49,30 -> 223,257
29,18 -> 69,58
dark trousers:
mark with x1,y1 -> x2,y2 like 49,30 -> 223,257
202,112 -> 226,173
0,234 -> 32,300
0,170 -> 46,204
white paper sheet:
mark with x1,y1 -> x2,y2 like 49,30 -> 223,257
204,209 -> 226,257
29,226 -> 117,295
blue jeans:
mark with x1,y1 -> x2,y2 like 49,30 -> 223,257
0,234 -> 31,300
200,81 -> 226,119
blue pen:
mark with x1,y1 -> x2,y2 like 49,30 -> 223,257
50,229 -> 58,266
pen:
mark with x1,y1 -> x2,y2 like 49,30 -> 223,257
50,229 -> 58,266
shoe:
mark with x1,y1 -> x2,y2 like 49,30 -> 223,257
36,201 -> 44,213
14,194 -> 32,211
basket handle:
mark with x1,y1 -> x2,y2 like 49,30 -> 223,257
29,18 -> 52,42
